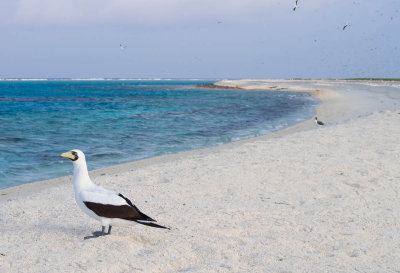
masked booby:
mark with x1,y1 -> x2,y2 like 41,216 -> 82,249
315,117 -> 325,126
61,149 -> 169,238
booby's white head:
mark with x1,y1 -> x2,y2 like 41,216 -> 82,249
61,149 -> 92,188
61,149 -> 86,166
61,149 -> 93,191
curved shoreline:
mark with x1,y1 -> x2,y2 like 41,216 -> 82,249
2,79 -> 400,272
1,79 -> 399,198
0,81 -> 331,197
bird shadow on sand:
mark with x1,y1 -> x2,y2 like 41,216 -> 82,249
83,231 -> 109,240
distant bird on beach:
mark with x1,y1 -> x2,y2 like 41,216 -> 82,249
293,0 -> 299,11
315,117 -> 325,126
119,44 -> 127,50
343,23 -> 350,30
61,149 -> 169,238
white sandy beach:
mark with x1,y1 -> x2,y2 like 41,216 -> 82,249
1,80 -> 400,272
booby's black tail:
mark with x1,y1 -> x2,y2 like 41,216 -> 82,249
135,210 -> 157,222
134,220 -> 170,229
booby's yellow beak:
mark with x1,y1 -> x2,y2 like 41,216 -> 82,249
61,151 -> 75,160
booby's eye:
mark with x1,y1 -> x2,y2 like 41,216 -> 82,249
71,151 -> 79,161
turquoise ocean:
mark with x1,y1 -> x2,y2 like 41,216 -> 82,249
0,79 -> 318,189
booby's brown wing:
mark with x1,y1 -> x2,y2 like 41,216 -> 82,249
83,193 -> 155,221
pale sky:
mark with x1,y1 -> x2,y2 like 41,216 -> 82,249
0,0 -> 399,79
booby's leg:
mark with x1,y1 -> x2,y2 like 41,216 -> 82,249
107,226 -> 112,235
101,226 -> 106,235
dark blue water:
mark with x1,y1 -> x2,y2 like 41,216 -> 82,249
0,79 -> 318,189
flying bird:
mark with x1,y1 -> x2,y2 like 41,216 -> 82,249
315,117 -> 325,126
293,0 -> 299,11
61,149 -> 169,238
343,23 -> 350,30
120,44 -> 127,50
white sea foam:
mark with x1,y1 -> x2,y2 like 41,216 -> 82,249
71,78 -> 110,81
0,78 -> 49,81
20,78 -> 49,81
